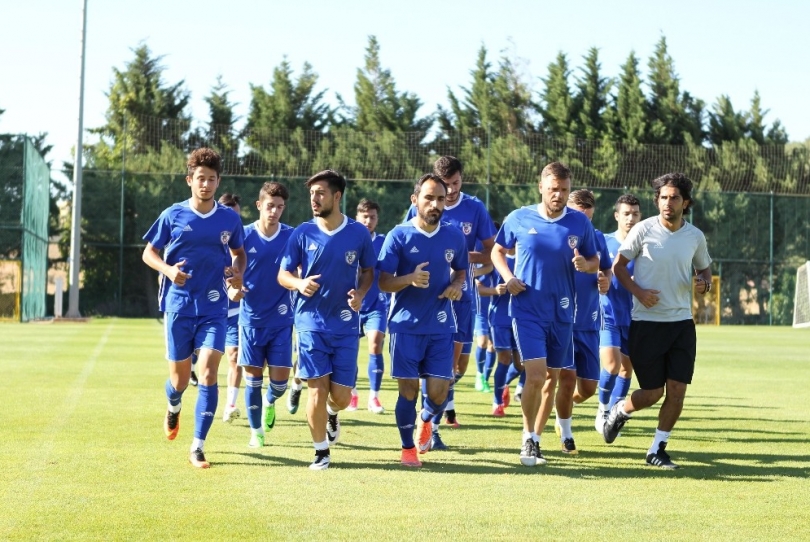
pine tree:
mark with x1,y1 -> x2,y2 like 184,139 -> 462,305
613,51 -> 647,144
539,52 -> 576,138
708,95 -> 747,145
573,47 -> 612,140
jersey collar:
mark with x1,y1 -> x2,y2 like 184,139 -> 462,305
444,193 -> 465,211
316,215 -> 348,236
535,204 -> 568,223
188,199 -> 218,218
409,216 -> 441,238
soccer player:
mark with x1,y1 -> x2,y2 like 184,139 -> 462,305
347,198 -> 389,414
491,162 -> 599,467
142,147 -> 246,469
219,193 -> 244,423
603,173 -> 712,469
378,174 -> 468,467
278,170 -> 375,470
227,182 -> 294,448
406,156 -> 495,447
595,194 -> 642,432
473,262 -> 497,394
546,189 -> 611,455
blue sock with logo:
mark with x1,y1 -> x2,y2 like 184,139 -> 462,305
609,376 -> 631,409
598,368 -> 618,406
245,375 -> 263,430
267,379 -> 288,404
194,384 -> 218,440
475,346 -> 486,373
396,395 -> 418,448
368,353 -> 384,392
484,349 -> 496,382
493,362 -> 509,405
165,379 -> 183,408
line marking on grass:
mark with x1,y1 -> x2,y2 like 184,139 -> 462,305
0,322 -> 113,538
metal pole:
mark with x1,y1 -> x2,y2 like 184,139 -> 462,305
769,191 -> 774,326
485,123 -> 491,210
66,0 -> 88,318
118,116 -> 126,316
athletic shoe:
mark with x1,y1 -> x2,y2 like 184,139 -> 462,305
602,400 -> 631,444
502,386 -> 511,408
595,408 -> 607,434
561,437 -> 578,455
481,381 -> 491,393
327,413 -> 341,444
474,373 -> 484,391
164,409 -> 180,440
248,433 -> 265,448
646,442 -> 680,469
346,394 -> 359,412
535,442 -> 547,466
222,405 -> 240,423
287,387 -> 302,414
368,397 -> 385,414
416,415 -> 433,454
514,388 -> 522,404
400,447 -> 422,468
189,448 -> 210,469
189,370 -> 198,387
430,431 -> 448,451
520,438 -> 537,467
309,449 -> 330,470
263,403 -> 276,433
492,404 -> 505,418
445,409 -> 460,428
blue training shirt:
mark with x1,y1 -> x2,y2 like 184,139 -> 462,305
278,216 -> 375,334
488,254 -> 515,328
495,205 -> 597,323
600,231 -> 635,327
239,222 -> 295,328
143,200 -> 244,317
406,192 -> 495,301
360,232 -> 390,315
574,229 -> 612,331
378,219 -> 469,334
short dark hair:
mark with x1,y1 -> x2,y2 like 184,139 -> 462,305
356,198 -> 380,214
306,169 -> 346,196
540,161 -> 571,182
187,147 -> 222,176
568,189 -> 595,209
433,156 -> 463,180
218,193 -> 241,208
259,182 -> 289,201
414,173 -> 447,195
615,193 -> 641,211
652,173 -> 693,211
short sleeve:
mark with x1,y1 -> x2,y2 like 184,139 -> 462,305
692,230 -> 712,271
377,230 -> 400,274
278,228 -> 302,271
495,211 -> 518,249
143,208 -> 172,248
618,223 -> 644,261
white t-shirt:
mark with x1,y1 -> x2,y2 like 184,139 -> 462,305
618,216 -> 712,322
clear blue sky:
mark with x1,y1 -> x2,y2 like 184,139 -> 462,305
2,0 -> 809,172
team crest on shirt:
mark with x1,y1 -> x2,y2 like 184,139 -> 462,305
445,249 -> 455,262
345,251 -> 357,265
567,235 -> 579,249
220,231 -> 231,245
461,222 -> 473,235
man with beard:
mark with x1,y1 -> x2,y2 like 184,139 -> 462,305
277,170 -> 376,470
378,174 -> 468,467
603,173 -> 712,470
142,147 -> 246,469
491,162 -> 599,467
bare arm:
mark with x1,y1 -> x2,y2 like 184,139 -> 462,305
469,235 -> 495,265
348,267 -> 374,311
477,279 -> 507,297
378,262 -> 430,293
694,267 -> 712,295
613,253 -> 660,308
572,249 -> 599,274
438,269 -> 466,300
225,246 -> 247,291
278,268 -> 322,297
142,243 -> 190,286
491,243 -> 526,295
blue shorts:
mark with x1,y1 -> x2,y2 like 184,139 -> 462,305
512,319 -> 573,369
572,329 -> 600,381
296,331 -> 359,388
474,311 -> 490,337
238,325 -> 293,369
600,323 -> 630,356
225,315 -> 239,348
164,312 -> 226,362
453,298 -> 474,344
360,309 -> 387,336
491,325 -> 517,352
389,333 -> 454,380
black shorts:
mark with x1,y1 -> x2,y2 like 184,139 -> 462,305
628,319 -> 696,390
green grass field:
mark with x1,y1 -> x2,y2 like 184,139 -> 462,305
1,319 -> 808,541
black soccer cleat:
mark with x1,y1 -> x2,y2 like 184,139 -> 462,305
646,442 -> 680,469
189,370 -> 199,387
309,448 -> 331,470
602,400 -> 630,444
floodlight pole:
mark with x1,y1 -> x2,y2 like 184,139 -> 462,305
66,0 -> 88,318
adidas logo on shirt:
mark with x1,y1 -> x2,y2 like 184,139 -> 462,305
183,225 -> 193,232
248,247 -> 257,254
528,228 -> 537,234
308,243 -> 318,251
410,246 -> 419,253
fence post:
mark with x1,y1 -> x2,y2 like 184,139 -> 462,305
485,123 -> 491,210
769,191 -> 774,326
118,116 -> 127,316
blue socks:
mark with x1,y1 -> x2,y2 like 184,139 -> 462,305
475,346 -> 486,373
505,364 -> 520,385
598,368 -> 618,405
368,353 -> 384,392
165,379 -> 183,407
610,376 -> 631,409
396,395 -> 418,448
194,383 -> 218,440
484,349 -> 496,382
245,375 -> 263,430
266,379 -> 287,404
493,362 -> 509,405
432,385 -> 453,424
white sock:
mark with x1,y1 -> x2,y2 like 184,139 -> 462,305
598,402 -> 608,413
314,439 -> 329,451
369,390 -> 378,400
167,402 -> 181,414
291,381 -> 303,391
620,400 -> 632,417
515,385 -> 523,395
648,429 -> 671,455
532,432 -> 540,444
522,430 -> 533,443
191,438 -> 204,452
326,404 -> 338,416
557,417 -> 573,440
351,388 -> 358,397
227,386 -> 238,407
252,427 -> 265,437
446,399 -> 455,410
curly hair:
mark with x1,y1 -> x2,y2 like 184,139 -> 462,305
652,173 -> 693,211
187,147 -> 222,176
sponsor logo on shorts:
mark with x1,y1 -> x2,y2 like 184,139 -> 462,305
340,309 -> 353,321
437,311 -> 448,323
220,231 -> 231,244
345,251 -> 357,265
560,297 -> 570,309
208,290 -> 221,302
